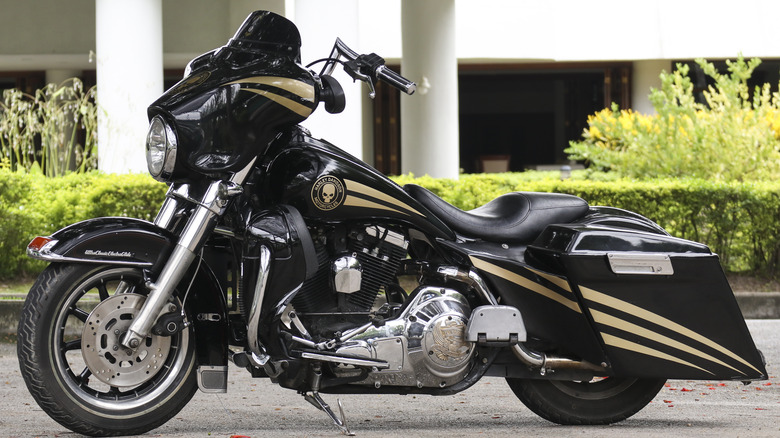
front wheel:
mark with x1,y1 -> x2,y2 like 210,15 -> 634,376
17,263 -> 198,436
506,376 -> 666,425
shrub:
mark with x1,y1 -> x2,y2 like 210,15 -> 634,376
1,170 -> 778,279
393,173 -> 780,275
0,79 -> 97,176
566,56 -> 780,181
0,171 -> 166,279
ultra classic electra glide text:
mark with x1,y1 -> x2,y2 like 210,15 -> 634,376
18,11 -> 766,436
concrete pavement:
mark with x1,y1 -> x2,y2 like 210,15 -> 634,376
0,320 -> 778,437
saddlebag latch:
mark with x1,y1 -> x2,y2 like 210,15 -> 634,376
466,305 -> 527,347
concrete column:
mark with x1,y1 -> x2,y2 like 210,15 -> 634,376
400,0 -> 458,179
228,0 -> 287,34
45,69 -> 83,86
95,0 -> 163,174
292,0 -> 363,160
632,59 -> 671,115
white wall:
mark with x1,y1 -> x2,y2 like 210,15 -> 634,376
4,0 -> 780,172
5,0 -> 780,70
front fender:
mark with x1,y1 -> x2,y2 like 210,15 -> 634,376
28,217 -> 231,369
28,217 -> 175,270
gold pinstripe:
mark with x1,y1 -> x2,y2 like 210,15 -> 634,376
225,76 -> 315,101
601,333 -> 714,375
232,88 -> 313,117
525,267 -> 573,292
343,196 -> 407,216
470,257 -> 582,313
344,179 -> 426,218
590,309 -> 743,375
580,286 -> 761,375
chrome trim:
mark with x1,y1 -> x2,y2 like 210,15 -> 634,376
248,245 -> 271,356
197,365 -> 228,393
27,251 -> 154,267
435,266 -> 498,305
300,351 -> 390,369
154,184 -> 189,228
332,253 -> 362,294
607,253 -> 674,275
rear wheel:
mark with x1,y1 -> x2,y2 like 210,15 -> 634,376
506,376 -> 665,425
17,263 -> 198,436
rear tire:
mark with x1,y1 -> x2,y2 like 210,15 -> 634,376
17,263 -> 198,436
506,376 -> 665,425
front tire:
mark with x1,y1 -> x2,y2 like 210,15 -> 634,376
17,263 -> 198,436
506,376 -> 665,425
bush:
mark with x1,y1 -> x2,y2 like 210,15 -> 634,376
0,79 -> 97,175
393,173 -> 780,275
1,170 -> 777,279
0,171 -> 166,279
566,56 -> 780,181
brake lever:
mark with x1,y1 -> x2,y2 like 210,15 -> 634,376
343,57 -> 378,99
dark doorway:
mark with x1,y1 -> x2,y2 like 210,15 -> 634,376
458,68 -> 616,173
371,63 -> 631,175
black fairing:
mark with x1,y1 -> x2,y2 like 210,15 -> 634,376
148,11 -> 317,180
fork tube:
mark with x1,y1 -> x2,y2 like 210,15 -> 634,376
122,181 -> 222,348
122,158 -> 257,349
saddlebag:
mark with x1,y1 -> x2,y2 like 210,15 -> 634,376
527,223 -> 767,381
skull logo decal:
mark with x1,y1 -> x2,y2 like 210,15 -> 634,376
312,175 -> 345,211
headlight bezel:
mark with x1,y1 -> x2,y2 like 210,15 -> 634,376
145,115 -> 178,182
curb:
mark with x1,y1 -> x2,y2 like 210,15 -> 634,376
1,292 -> 779,335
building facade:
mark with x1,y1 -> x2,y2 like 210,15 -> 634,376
2,0 -> 779,176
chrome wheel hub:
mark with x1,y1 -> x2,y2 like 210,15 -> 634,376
81,294 -> 172,387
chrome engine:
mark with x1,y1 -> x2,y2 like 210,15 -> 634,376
334,286 -> 475,388
285,224 -> 477,388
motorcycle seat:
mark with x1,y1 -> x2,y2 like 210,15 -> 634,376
404,184 -> 589,244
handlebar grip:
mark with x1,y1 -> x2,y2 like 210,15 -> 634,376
376,65 -> 416,95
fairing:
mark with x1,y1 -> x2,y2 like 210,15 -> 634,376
148,11 -> 317,179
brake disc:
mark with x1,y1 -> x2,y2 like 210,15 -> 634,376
81,293 -> 172,387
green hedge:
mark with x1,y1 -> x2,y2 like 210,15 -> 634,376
1,171 -> 778,279
0,171 -> 167,279
393,173 -> 780,275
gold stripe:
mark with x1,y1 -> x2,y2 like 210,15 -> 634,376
470,256 -> 582,313
590,309 -> 743,375
580,286 -> 761,375
601,333 -> 713,375
344,179 -> 426,218
344,195 -> 407,216
525,267 -> 572,292
226,76 -> 315,101
233,88 -> 313,118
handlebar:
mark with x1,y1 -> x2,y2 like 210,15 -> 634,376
376,65 -> 417,95
322,38 -> 416,98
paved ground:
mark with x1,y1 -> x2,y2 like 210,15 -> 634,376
1,320 -> 779,438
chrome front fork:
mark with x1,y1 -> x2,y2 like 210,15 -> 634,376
121,161 -> 255,349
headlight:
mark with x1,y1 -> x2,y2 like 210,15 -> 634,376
145,115 -> 177,181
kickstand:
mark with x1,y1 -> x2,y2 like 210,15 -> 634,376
304,391 -> 354,436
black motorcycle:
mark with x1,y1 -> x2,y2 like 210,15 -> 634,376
17,11 -> 766,436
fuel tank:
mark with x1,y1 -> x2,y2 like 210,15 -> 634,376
263,128 -> 454,240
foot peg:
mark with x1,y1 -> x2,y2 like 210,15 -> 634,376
304,391 -> 354,436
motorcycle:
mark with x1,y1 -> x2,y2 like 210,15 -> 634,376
17,10 -> 766,436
